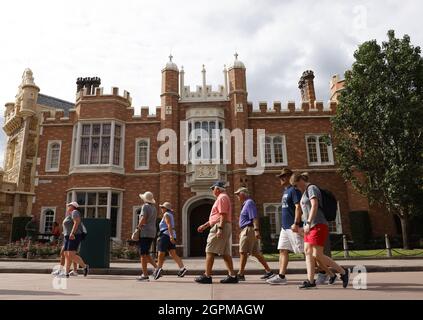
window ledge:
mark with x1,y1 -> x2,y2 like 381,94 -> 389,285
70,166 -> 125,175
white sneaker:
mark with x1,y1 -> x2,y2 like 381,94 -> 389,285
69,270 -> 79,277
316,272 -> 329,285
266,275 -> 288,285
136,275 -> 150,282
55,272 -> 69,278
51,269 -> 62,276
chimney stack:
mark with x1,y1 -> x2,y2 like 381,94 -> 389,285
298,70 -> 316,104
76,77 -> 101,95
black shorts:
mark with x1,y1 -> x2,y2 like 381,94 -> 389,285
158,234 -> 176,252
138,238 -> 154,255
63,234 -> 83,252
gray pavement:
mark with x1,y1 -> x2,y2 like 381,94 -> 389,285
1,258 -> 422,275
0,272 -> 422,300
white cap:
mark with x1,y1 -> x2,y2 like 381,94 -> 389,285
66,201 -> 79,208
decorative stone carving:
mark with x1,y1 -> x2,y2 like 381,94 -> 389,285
195,165 -> 218,179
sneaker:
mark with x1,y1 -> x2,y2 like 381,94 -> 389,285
237,274 -> 246,281
154,268 -> 163,280
83,265 -> 89,277
316,272 -> 329,285
177,267 -> 188,278
328,274 -> 337,285
220,275 -> 239,284
55,273 -> 69,278
299,280 -> 317,290
266,275 -> 287,285
137,275 -> 150,282
260,271 -> 274,280
69,270 -> 79,277
340,268 -> 350,288
195,274 -> 212,284
51,269 -> 63,276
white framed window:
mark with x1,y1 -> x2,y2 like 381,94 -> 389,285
40,207 -> 56,233
132,206 -> 142,231
67,190 -> 122,239
72,121 -> 124,170
263,203 -> 282,239
305,134 -> 334,166
262,135 -> 288,167
328,202 -> 343,234
187,119 -> 224,164
46,140 -> 62,172
135,138 -> 150,170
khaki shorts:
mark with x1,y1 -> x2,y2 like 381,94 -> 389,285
205,222 -> 232,256
239,226 -> 261,255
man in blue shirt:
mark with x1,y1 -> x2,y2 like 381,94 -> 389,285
267,168 -> 304,285
235,187 -> 273,281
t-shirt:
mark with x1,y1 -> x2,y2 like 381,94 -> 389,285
239,198 -> 258,229
159,211 -> 176,238
62,210 -> 83,236
281,185 -> 302,230
300,185 -> 328,228
209,192 -> 232,226
139,203 -> 157,238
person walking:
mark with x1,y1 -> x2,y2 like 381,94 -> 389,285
267,168 -> 304,285
290,172 -> 349,289
136,191 -> 158,282
235,187 -> 273,281
195,181 -> 238,284
154,202 -> 187,280
59,202 -> 89,278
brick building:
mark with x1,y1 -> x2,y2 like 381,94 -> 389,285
0,55 -> 398,255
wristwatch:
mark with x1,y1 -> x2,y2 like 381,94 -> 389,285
218,226 -> 223,230
254,228 -> 259,232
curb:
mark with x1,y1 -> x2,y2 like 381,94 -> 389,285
1,266 -> 423,276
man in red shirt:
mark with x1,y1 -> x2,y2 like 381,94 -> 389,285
195,181 -> 238,284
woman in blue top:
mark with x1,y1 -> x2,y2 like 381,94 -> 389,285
154,202 -> 187,280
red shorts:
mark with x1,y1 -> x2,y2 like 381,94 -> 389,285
304,224 -> 329,247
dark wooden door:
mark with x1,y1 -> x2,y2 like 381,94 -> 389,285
190,203 -> 212,257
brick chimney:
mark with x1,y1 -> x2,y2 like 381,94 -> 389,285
298,70 -> 316,104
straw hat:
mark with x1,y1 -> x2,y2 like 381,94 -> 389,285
139,191 -> 156,204
159,202 -> 172,210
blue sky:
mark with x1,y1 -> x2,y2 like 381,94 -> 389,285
1,0 -> 422,166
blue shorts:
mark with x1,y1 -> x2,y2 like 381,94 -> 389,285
63,234 -> 83,251
138,238 -> 154,255
158,234 -> 176,252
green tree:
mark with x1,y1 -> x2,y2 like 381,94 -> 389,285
332,30 -> 423,249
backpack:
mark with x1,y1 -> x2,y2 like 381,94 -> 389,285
306,185 -> 338,222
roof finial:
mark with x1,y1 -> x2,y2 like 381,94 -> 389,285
169,54 -> 173,62
234,52 -> 239,60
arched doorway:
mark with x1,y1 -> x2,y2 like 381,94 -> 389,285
189,202 -> 213,257
182,195 -> 215,257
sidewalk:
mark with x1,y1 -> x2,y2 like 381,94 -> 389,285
0,258 -> 422,275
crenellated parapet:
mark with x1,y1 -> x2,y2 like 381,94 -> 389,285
130,106 -> 161,121
41,108 -> 76,124
76,86 -> 132,106
246,100 -> 337,117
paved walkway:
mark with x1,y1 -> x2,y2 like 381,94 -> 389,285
0,272 -> 422,300
0,258 -> 422,275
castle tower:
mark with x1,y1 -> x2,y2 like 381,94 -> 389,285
228,53 -> 251,250
159,55 -> 180,211
1,69 -> 42,243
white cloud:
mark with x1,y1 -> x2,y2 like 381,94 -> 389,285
1,0 -> 422,165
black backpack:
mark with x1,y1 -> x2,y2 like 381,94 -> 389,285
306,185 -> 338,222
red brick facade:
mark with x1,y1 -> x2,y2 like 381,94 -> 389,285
7,58 -> 398,255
